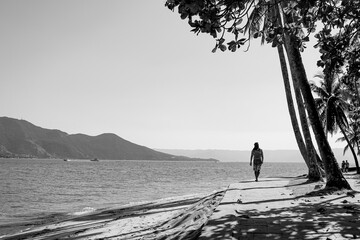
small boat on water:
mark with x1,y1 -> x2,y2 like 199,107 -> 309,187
63,159 -> 69,162
90,158 -> 99,162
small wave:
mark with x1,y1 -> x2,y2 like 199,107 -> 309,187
71,207 -> 96,216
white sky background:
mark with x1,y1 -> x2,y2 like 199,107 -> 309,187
0,1 -> 345,150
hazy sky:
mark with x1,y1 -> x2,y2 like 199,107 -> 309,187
0,1 -> 343,150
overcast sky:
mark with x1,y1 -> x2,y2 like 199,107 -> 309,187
0,1 -> 344,150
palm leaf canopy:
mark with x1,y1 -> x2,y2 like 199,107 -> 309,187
311,73 -> 350,135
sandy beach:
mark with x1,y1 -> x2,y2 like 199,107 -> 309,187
1,172 -> 359,240
0,190 -> 226,240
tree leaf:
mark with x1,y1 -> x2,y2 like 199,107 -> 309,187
235,19 -> 243,25
212,45 -> 218,53
219,44 -> 227,52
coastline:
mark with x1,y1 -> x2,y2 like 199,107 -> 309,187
0,191 -> 226,240
1,172 -> 359,240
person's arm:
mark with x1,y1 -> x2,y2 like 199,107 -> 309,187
261,149 -> 264,163
250,150 -> 253,166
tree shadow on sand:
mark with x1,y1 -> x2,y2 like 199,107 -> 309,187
199,185 -> 360,240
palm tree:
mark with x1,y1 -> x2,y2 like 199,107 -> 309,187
337,124 -> 360,152
337,120 -> 360,174
165,0 -> 351,190
278,2 -> 350,189
244,0 -> 322,181
311,73 -> 360,174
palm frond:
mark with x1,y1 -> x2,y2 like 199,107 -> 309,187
343,144 -> 349,155
244,4 -> 266,35
336,136 -> 346,142
310,82 -> 330,99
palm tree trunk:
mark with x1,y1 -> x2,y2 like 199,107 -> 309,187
354,77 -> 360,104
352,77 -> 360,173
276,44 -> 311,169
283,34 -> 351,189
273,2 -> 321,181
291,70 -> 323,180
339,124 -> 360,174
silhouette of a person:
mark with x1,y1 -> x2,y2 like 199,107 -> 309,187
345,160 -> 350,172
341,160 -> 346,172
250,142 -> 264,182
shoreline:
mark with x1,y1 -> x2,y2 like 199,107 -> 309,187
1,172 -> 359,240
0,190 -> 226,240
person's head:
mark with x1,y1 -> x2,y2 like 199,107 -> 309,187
254,142 -> 259,150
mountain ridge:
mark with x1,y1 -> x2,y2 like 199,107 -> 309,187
157,148 -> 352,163
0,117 -> 217,162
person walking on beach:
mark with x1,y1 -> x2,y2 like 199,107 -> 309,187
345,160 -> 350,172
341,160 -> 346,172
250,142 -> 264,182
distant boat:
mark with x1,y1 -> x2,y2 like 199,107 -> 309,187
63,159 -> 69,162
90,158 -> 99,162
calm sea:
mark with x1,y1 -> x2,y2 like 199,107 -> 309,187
0,159 -> 307,235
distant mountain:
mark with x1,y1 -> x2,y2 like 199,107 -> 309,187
157,148 -> 353,163
157,149 -> 302,162
0,117 -> 217,161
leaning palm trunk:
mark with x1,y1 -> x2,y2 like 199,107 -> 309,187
339,125 -> 360,174
273,2 -> 321,181
276,45 -> 309,166
291,69 -> 323,179
351,78 -> 360,173
284,34 -> 350,189
357,141 -> 360,172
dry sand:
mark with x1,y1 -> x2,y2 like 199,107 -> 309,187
199,172 -> 360,240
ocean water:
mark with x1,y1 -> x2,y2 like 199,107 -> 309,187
0,159 -> 307,235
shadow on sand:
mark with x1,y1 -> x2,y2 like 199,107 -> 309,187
200,177 -> 360,240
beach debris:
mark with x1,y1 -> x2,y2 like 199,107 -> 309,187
317,207 -> 327,213
318,222 -> 327,227
342,199 -> 349,204
193,214 -> 201,221
347,192 -> 356,198
235,210 -> 250,219
237,199 -> 242,204
343,205 -> 356,210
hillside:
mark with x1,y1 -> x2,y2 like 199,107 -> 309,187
157,148 -> 354,163
0,117 -> 216,161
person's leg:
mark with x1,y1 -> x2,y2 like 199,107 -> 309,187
256,164 -> 261,181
